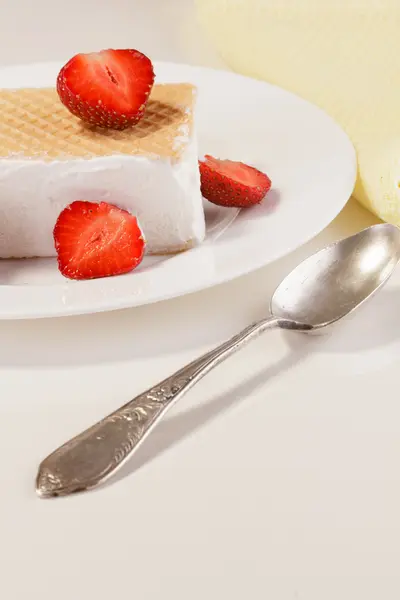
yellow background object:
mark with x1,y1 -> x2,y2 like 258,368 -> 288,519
196,0 -> 400,224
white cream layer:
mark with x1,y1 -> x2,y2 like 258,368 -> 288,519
0,129 -> 205,258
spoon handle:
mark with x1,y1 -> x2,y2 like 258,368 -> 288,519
36,316 -> 301,498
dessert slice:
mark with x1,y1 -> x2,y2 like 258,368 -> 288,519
0,83 -> 205,258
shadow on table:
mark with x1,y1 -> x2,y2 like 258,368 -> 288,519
106,340 -> 309,488
0,272 -> 271,368
103,283 -> 400,489
1,281 -> 398,370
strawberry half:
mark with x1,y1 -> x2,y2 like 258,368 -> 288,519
54,201 -> 145,280
57,49 -> 155,130
199,155 -> 272,208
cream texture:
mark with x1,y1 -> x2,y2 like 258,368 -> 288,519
0,128 -> 205,258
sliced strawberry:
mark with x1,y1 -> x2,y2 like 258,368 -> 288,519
57,49 -> 155,130
54,201 -> 145,280
199,155 -> 272,208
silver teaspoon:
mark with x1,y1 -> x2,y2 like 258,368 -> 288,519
36,223 -> 400,498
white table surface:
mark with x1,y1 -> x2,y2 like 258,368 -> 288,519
0,2 -> 399,598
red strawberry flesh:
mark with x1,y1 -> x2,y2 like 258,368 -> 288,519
57,49 -> 155,130
202,156 -> 257,186
54,201 -> 145,280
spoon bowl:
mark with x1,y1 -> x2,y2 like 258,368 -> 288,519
271,223 -> 400,328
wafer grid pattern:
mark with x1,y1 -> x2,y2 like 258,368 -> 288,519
0,83 -> 195,161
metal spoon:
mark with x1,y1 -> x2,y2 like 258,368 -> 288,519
36,223 -> 400,498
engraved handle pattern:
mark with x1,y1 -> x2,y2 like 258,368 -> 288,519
36,382 -> 189,497
36,317 -> 304,498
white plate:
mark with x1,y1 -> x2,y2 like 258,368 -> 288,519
0,60 -> 356,319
